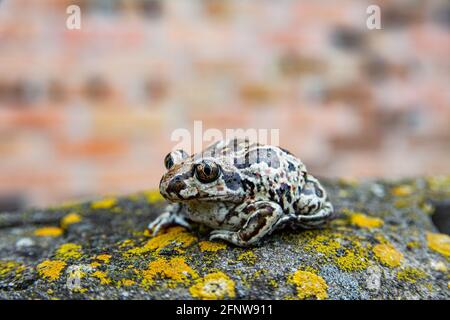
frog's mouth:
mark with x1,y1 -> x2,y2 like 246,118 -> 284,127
184,195 -> 244,202
165,194 -> 245,203
161,187 -> 244,203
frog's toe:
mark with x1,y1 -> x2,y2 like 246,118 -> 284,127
147,218 -> 160,231
172,215 -> 192,230
209,230 -> 232,241
148,212 -> 171,235
209,230 -> 248,247
148,220 -> 165,236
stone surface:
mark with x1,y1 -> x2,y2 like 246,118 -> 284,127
0,177 -> 449,300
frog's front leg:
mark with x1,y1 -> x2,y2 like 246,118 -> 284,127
209,201 -> 283,247
148,203 -> 191,236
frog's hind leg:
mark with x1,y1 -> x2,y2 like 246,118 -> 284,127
209,201 -> 283,246
296,200 -> 334,229
293,174 -> 334,229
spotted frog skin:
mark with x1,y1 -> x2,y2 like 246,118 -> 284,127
149,139 -> 333,246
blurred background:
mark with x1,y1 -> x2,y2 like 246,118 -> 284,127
0,0 -> 449,211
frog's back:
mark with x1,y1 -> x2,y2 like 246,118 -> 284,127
200,139 -> 306,214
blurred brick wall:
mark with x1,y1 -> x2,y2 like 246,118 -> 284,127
0,0 -> 449,209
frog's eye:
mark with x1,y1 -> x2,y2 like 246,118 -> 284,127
164,150 -> 189,170
164,153 -> 174,170
194,160 -> 221,183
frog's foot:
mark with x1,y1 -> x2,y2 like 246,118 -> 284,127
209,201 -> 283,247
209,230 -> 245,246
148,204 -> 191,236
296,201 -> 334,229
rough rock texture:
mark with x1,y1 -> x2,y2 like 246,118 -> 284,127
0,177 -> 449,300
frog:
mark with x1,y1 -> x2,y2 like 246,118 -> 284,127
149,138 -> 333,246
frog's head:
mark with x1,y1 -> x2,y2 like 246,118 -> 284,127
159,149 -> 245,203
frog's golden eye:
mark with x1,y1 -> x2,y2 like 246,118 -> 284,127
164,153 -> 175,170
195,160 -> 220,183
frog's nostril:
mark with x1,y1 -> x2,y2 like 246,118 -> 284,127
167,179 -> 187,195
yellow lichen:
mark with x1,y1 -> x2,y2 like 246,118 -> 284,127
0,261 -> 26,279
119,239 -> 135,249
350,213 -> 384,229
60,213 -> 82,229
237,251 -> 257,265
397,267 -> 426,283
373,243 -> 404,268
144,190 -> 164,203
269,279 -> 278,288
288,270 -> 328,300
125,227 -> 197,256
92,270 -> 112,285
141,257 -> 198,288
119,279 -> 135,287
301,230 -> 371,271
94,254 -> 112,264
91,197 -> 117,209
392,185 -> 413,196
198,241 -> 227,252
189,272 -> 236,300
426,232 -> 450,257
55,243 -> 82,260
36,260 -> 66,281
406,241 -> 421,249
143,229 -> 152,237
34,227 -> 64,237
335,248 -> 369,271
305,233 -> 341,257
